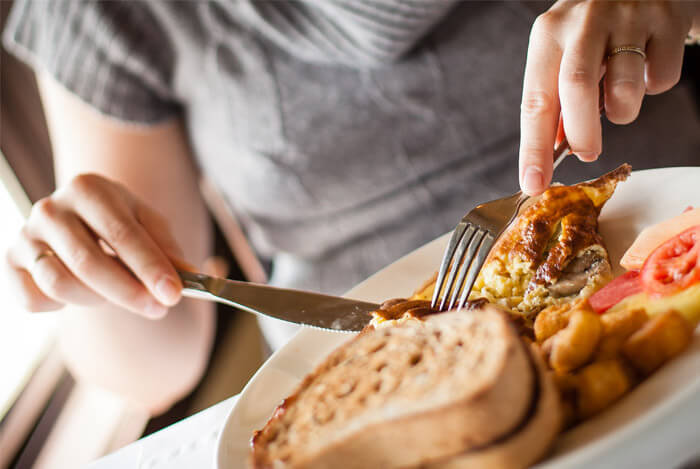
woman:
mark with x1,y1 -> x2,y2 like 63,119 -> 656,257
3,1 -> 699,415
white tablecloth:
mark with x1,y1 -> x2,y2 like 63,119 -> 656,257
86,389 -> 700,469
87,395 -> 238,469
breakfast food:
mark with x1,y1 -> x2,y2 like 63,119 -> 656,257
533,218 -> 700,424
383,171 -> 700,426
424,342 -> 562,469
251,166 -> 700,467
417,164 -> 631,321
249,306 -> 561,469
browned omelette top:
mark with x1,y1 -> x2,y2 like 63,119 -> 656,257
492,164 -> 631,286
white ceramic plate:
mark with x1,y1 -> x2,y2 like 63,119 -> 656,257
217,167 -> 700,469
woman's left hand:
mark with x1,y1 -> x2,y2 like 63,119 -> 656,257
518,0 -> 700,195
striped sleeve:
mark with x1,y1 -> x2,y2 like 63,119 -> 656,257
232,0 -> 460,67
2,0 -> 179,124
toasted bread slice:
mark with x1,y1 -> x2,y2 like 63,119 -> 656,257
250,307 -> 534,469
428,343 -> 562,469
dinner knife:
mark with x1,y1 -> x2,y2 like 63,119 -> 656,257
178,270 -> 379,332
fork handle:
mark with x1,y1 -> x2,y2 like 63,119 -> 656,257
552,134 -> 571,171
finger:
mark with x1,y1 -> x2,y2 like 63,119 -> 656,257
134,203 -> 185,263
558,23 -> 608,161
519,13 -> 563,196
4,261 -> 63,312
605,35 -> 648,124
27,198 -> 168,318
61,176 -> 182,306
12,234 -> 103,306
645,28 -> 686,95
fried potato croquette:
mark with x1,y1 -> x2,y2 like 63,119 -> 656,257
575,359 -> 633,419
622,310 -> 694,376
534,298 -> 591,344
547,307 -> 602,374
595,308 -> 649,360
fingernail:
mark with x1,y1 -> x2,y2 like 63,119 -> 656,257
144,299 -> 168,319
155,276 -> 180,305
522,166 -> 544,194
576,151 -> 599,162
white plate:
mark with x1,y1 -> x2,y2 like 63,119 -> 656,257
216,167 -> 700,469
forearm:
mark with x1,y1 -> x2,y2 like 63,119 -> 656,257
38,72 -> 211,268
36,73 -> 215,413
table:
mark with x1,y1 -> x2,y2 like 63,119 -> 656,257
87,387 -> 700,469
87,395 -> 238,469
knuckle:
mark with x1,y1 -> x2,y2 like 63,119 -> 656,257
31,197 -> 58,221
561,65 -> 597,89
69,173 -> 104,196
606,82 -> 643,124
38,265 -> 70,299
532,11 -> 558,35
521,90 -> 556,118
610,79 -> 644,100
103,218 -> 137,247
520,143 -> 551,160
606,108 -> 636,125
139,205 -> 168,230
65,246 -> 94,276
124,285 -> 150,312
615,1 -> 640,19
140,259 -> 169,285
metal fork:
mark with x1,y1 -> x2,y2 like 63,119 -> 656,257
433,80 -> 608,312
431,138 -> 572,312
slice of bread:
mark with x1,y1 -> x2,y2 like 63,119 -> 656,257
250,306 -> 536,469
427,343 -> 562,469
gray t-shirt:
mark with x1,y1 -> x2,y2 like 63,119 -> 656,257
5,0 -> 700,297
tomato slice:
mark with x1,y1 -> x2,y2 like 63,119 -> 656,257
640,225 -> 700,298
589,270 -> 643,314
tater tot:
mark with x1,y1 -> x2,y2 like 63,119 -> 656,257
595,308 -> 648,360
622,310 -> 693,376
576,359 -> 632,419
549,308 -> 602,373
534,298 -> 591,344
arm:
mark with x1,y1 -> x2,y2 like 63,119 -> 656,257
39,72 -> 211,272
8,74 -> 215,414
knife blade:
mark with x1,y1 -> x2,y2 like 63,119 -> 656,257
178,270 -> 379,332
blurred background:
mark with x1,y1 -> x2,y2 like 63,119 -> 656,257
1,1 -> 699,468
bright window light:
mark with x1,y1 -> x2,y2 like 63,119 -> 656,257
0,153 -> 57,420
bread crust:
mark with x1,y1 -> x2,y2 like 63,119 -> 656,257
427,343 -> 562,469
250,307 -> 534,469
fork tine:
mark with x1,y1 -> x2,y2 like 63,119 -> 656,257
438,224 -> 476,311
446,229 -> 486,310
431,221 -> 470,308
456,233 -> 495,310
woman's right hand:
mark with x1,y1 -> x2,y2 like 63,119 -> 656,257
4,173 -> 186,318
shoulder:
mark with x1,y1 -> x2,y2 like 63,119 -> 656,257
3,0 -> 180,124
